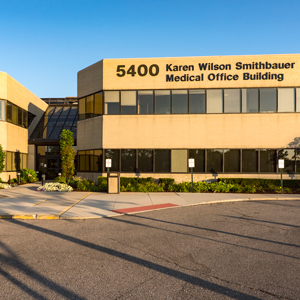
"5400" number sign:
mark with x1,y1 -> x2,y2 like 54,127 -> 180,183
116,64 -> 159,77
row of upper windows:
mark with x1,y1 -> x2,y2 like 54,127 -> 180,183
78,87 -> 300,120
78,148 -> 299,174
0,99 -> 35,128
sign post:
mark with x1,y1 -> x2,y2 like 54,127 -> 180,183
278,159 -> 284,194
189,158 -> 195,192
106,159 -> 112,175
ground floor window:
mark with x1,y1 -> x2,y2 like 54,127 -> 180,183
5,151 -> 27,171
77,148 -> 300,174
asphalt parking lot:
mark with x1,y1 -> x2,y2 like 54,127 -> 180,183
0,199 -> 299,299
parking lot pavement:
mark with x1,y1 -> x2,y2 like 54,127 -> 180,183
1,183 -> 300,219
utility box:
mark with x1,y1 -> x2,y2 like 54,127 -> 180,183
108,172 -> 120,194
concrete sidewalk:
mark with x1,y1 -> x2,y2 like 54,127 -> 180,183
0,182 -> 300,219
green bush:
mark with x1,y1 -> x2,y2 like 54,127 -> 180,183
20,177 -> 27,184
20,168 -> 38,182
159,178 -> 175,191
8,178 -> 17,184
98,176 -> 108,186
54,176 -> 66,184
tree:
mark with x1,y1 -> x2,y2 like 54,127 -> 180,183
59,130 -> 75,182
0,144 -> 5,174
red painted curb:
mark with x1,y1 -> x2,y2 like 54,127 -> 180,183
111,203 -> 178,214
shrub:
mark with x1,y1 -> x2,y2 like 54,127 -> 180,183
54,176 -> 67,184
8,178 -> 17,184
0,183 -> 11,189
21,168 -> 38,182
20,177 -> 27,184
159,178 -> 175,191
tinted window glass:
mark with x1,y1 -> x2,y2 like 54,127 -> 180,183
105,91 -> 120,114
78,98 -> 85,120
242,149 -> 258,172
172,90 -> 188,114
78,151 -> 86,171
94,93 -> 103,116
138,91 -> 153,114
155,90 -> 170,114
0,100 -> 5,121
7,102 -> 12,122
207,89 -> 223,113
121,149 -> 136,172
189,90 -> 205,114
86,95 -> 94,118
224,89 -> 240,113
296,88 -> 300,112
207,149 -> 223,173
86,150 -> 93,171
105,149 -> 119,171
260,88 -> 277,112
260,149 -> 276,172
121,91 -> 136,114
189,149 -> 205,172
155,150 -> 170,172
171,149 -> 187,172
242,89 -> 259,113
138,149 -> 153,172
278,88 -> 295,112
12,104 -> 18,125
22,110 -> 28,128
224,149 -> 240,172
93,150 -> 103,172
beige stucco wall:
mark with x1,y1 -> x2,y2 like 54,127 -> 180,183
0,122 -> 7,150
27,144 -> 35,170
100,113 -> 300,149
77,60 -> 103,99
77,116 -> 103,150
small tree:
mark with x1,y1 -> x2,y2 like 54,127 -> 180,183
0,144 -> 5,174
60,129 -> 75,182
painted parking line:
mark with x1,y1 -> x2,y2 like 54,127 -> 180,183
32,199 -> 48,206
111,203 -> 179,214
57,192 -> 92,217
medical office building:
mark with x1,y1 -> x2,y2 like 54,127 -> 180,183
77,54 -> 300,182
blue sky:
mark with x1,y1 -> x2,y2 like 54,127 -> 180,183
0,0 -> 299,98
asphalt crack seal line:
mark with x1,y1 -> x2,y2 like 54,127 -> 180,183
57,192 -> 92,218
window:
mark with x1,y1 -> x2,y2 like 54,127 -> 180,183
12,104 -> 18,125
278,88 -> 295,112
296,88 -> 300,112
224,89 -> 240,113
121,91 -> 136,114
78,98 -> 86,120
93,150 -> 103,172
260,88 -> 277,112
242,149 -> 258,172
6,102 -> 12,123
172,90 -> 188,114
260,149 -> 276,172
138,91 -> 153,114
189,149 -> 205,172
105,91 -> 120,114
85,150 -> 93,171
242,89 -> 259,113
278,149 -> 295,173
207,149 -> 223,173
78,151 -> 86,171
155,150 -> 170,172
121,149 -> 136,172
6,152 -> 12,171
86,95 -> 94,118
22,110 -> 28,128
0,100 -> 5,121
155,90 -> 170,114
189,90 -> 205,114
171,150 -> 187,172
105,149 -> 119,171
207,89 -> 223,113
138,149 -> 153,172
224,149 -> 240,172
94,93 -> 103,116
